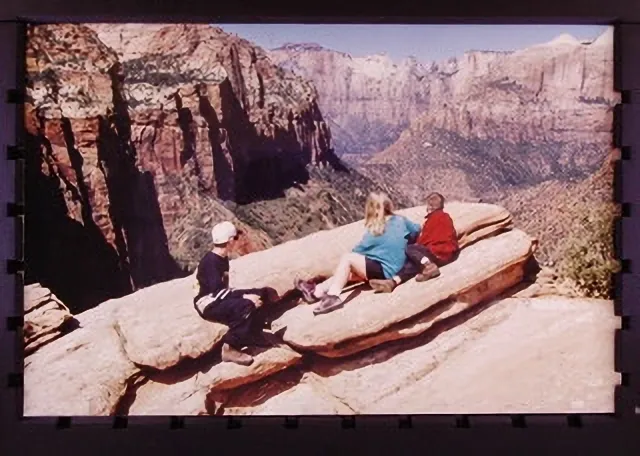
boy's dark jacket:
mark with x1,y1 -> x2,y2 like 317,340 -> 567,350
193,251 -> 277,317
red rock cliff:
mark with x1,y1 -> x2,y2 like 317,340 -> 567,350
24,23 -> 335,312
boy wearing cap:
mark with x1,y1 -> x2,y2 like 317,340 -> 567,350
193,221 -> 275,366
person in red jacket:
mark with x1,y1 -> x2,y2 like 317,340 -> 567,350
369,192 -> 459,293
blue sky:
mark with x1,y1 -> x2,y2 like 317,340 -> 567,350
217,24 -> 610,63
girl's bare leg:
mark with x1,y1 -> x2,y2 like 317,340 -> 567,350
326,253 -> 367,297
313,276 -> 334,297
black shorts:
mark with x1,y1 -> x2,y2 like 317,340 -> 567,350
365,257 -> 386,280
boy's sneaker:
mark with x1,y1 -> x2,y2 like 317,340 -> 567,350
313,295 -> 344,315
415,263 -> 441,282
369,279 -> 397,293
221,343 -> 254,366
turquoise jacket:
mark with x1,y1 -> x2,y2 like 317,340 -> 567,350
352,215 -> 422,279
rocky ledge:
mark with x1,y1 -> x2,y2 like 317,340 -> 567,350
24,284 -> 75,356
23,202 -> 617,416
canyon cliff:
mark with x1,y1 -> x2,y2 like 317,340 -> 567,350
364,30 -> 618,202
25,24 -> 406,313
271,31 -> 617,199
269,43 -> 431,158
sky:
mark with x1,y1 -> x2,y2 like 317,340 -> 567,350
216,24 -> 610,63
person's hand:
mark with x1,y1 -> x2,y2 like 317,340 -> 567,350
263,287 -> 280,303
244,294 -> 263,307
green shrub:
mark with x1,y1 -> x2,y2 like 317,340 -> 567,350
556,203 -> 620,299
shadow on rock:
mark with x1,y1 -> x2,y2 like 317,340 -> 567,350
212,366 -> 306,415
309,296 -> 503,379
264,289 -> 304,324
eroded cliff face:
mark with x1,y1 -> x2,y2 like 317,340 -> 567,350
271,31 -> 617,202
25,24 -> 146,311
269,43 -> 431,156
364,30 -> 618,203
86,24 -> 335,206
385,31 -> 617,153
24,24 -> 339,312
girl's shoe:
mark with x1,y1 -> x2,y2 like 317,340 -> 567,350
313,295 -> 344,315
294,277 -> 321,304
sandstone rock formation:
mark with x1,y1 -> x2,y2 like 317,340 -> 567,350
24,323 -> 141,416
24,284 -> 74,355
22,275 -> 297,416
365,29 -> 618,203
22,202 -> 616,416
269,44 -> 430,156
230,202 -> 513,296
113,277 -> 229,370
222,370 -> 357,415
94,202 -> 511,373
222,295 -> 619,415
360,295 -> 619,414
314,258 -> 528,358
128,343 -> 302,415
23,202 -> 522,416
274,229 -> 535,355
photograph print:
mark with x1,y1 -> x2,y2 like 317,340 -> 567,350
22,22 -> 620,416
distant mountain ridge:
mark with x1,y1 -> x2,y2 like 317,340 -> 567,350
270,30 -> 616,165
366,28 -> 617,200
270,28 -> 618,271
272,42 -> 344,54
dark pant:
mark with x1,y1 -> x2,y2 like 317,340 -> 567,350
396,244 -> 442,283
201,289 -> 265,349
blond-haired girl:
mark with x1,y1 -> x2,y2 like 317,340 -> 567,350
295,192 -> 421,315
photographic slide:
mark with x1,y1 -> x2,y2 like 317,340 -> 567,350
22,23 -> 620,416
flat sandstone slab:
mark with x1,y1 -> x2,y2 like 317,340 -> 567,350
316,259 -> 528,358
113,276 -> 228,370
273,229 -> 535,352
108,202 -> 511,371
230,202 -> 512,295
224,296 -> 619,415
24,324 -> 140,416
364,296 -> 620,414
128,344 -> 302,415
